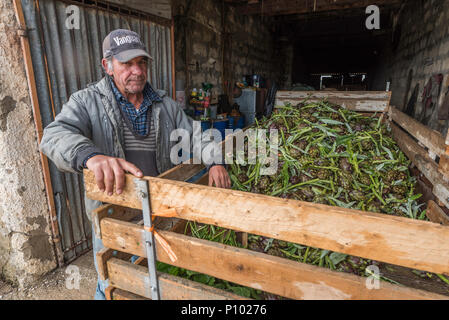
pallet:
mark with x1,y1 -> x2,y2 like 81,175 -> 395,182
86,91 -> 449,300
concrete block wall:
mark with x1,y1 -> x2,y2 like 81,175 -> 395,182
372,0 -> 449,135
173,0 -> 278,98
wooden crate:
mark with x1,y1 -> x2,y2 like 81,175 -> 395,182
86,91 -> 449,300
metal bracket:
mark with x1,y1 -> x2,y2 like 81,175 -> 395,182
135,178 -> 160,300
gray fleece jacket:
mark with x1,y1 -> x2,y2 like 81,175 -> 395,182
39,76 -> 211,221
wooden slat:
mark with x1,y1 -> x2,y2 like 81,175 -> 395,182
236,0 -> 401,16
427,201 -> 449,226
389,106 -> 446,157
91,204 -> 142,238
97,248 -> 115,281
195,172 -> 210,186
91,205 -> 111,238
158,164 -> 205,182
154,163 -> 208,231
438,155 -> 449,181
105,286 -> 115,300
96,247 -> 133,281
154,127 -> 238,184
433,184 -> 449,212
110,288 -> 148,300
107,258 -> 247,300
275,91 -> 391,112
170,219 -> 188,234
100,220 -> 448,300
85,169 -> 449,275
390,123 -> 449,208
390,123 -> 441,182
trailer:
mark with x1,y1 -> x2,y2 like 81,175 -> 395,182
86,91 -> 449,300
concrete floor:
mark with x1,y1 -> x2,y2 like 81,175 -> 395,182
0,251 -> 97,300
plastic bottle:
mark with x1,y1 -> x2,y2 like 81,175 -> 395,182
253,75 -> 258,88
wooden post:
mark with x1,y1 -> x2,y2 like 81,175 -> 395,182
13,0 -> 64,266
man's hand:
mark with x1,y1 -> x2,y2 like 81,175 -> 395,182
86,155 -> 143,195
208,165 -> 231,189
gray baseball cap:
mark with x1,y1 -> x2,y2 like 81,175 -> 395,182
103,29 -> 152,62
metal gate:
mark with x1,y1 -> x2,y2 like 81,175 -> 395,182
20,0 -> 174,264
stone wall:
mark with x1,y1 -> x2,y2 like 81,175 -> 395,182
371,0 -> 449,135
0,1 -> 56,287
173,0 -> 279,98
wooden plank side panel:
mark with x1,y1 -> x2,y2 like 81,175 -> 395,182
100,220 -> 448,300
275,91 -> 391,112
158,164 -> 205,182
390,123 -> 449,208
389,106 -> 446,156
96,247 -> 133,281
107,258 -> 247,300
276,91 -> 392,100
92,204 -> 142,238
275,98 -> 388,112
85,170 -> 449,275
438,155 -> 449,181
105,286 -> 115,300
427,200 -> 449,226
390,123 -> 441,182
110,288 -> 148,300
195,172 -> 210,186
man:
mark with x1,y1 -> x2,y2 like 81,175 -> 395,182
39,29 -> 230,299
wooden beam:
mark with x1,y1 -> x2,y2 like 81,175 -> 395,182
389,106 -> 446,157
158,164 -> 205,181
107,258 -> 247,300
438,155 -> 449,181
100,221 -> 448,300
105,286 -> 115,300
389,123 -> 443,183
272,7 -> 396,23
109,288 -> 148,300
91,204 -> 142,239
96,247 -> 133,281
426,200 -> 449,226
236,0 -> 401,16
85,169 -> 449,275
13,0 -> 64,266
275,91 -> 391,112
390,122 -> 449,208
97,248 -> 115,281
195,172 -> 210,186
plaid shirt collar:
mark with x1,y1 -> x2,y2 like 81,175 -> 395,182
109,77 -> 161,135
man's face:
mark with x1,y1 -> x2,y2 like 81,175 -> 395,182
103,56 -> 148,94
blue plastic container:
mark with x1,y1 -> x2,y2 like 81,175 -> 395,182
201,120 -> 211,132
235,116 -> 245,129
228,117 -> 235,129
212,119 -> 229,140
227,116 -> 245,130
